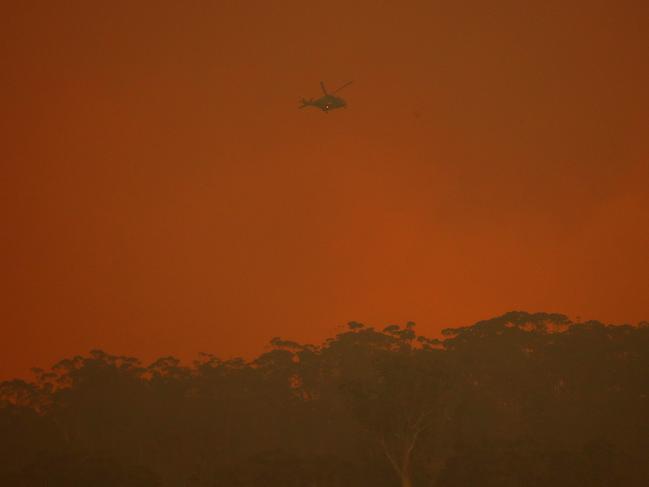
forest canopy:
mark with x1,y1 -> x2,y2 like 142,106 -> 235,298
1,311 -> 648,486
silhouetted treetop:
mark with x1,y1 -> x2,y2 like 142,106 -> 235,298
1,310 -> 648,487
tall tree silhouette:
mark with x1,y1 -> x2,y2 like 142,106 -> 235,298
2,311 -> 648,486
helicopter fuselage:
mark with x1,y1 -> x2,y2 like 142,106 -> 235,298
300,95 -> 346,112
299,80 -> 352,112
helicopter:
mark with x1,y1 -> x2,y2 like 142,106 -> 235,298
299,80 -> 353,113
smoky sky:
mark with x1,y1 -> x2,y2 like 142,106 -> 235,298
1,0 -> 648,379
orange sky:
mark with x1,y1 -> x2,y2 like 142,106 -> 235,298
2,1 -> 648,380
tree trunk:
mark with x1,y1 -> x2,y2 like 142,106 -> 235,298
400,448 -> 413,487
400,473 -> 413,487
380,434 -> 417,487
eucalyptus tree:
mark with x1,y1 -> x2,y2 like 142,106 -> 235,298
330,322 -> 455,487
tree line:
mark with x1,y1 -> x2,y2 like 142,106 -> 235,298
1,311 -> 648,486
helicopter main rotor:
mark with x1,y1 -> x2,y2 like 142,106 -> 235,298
332,80 -> 353,94
320,80 -> 353,96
